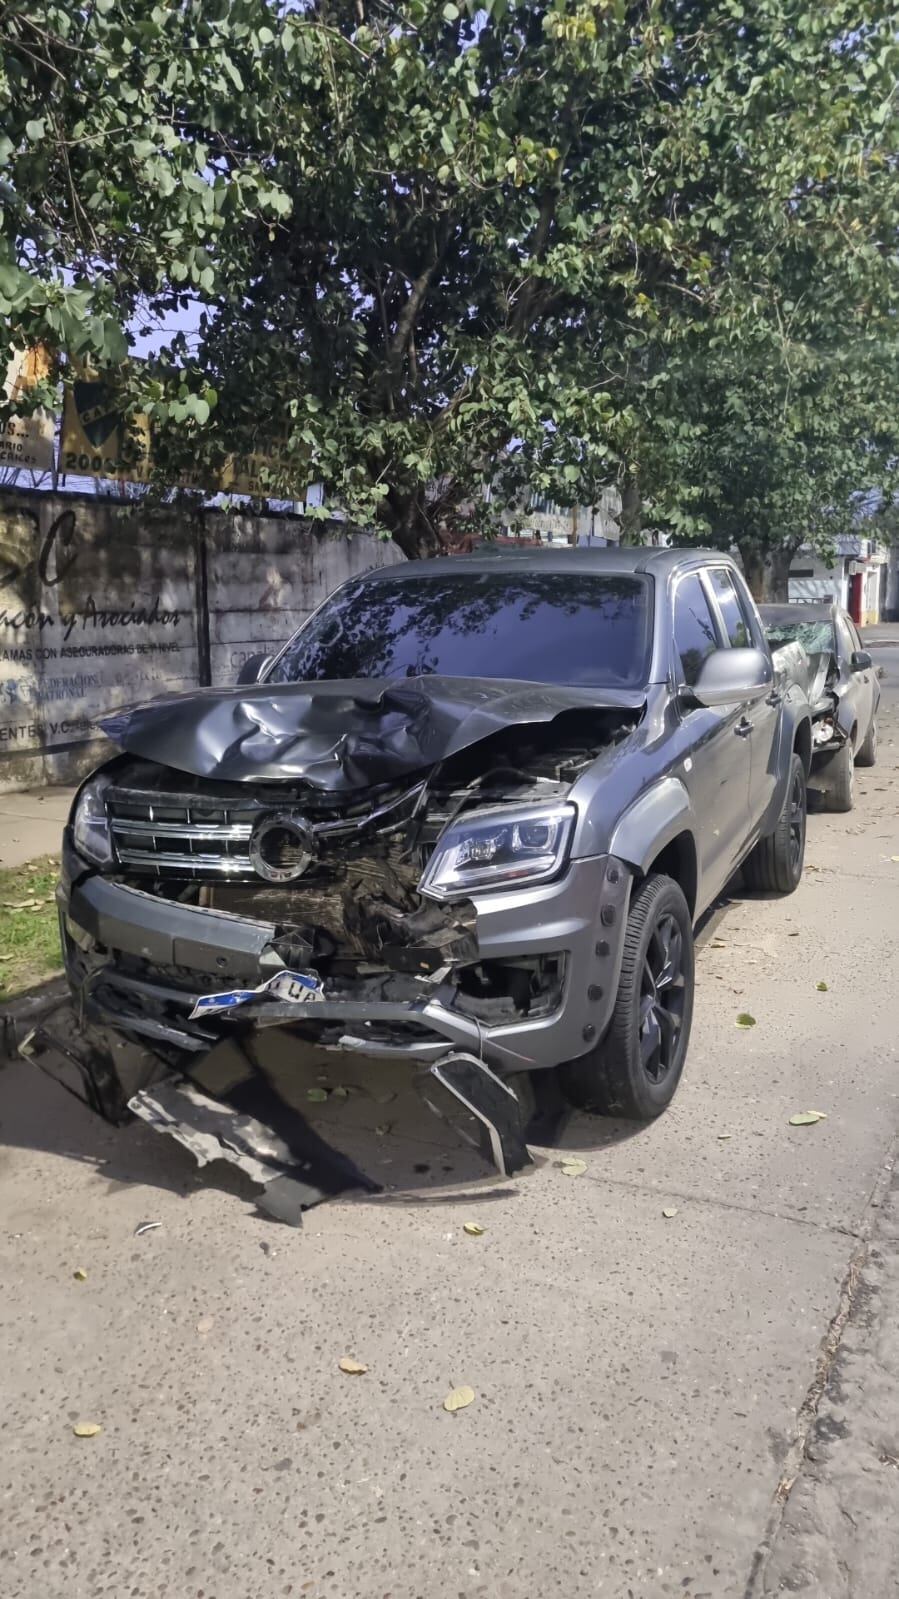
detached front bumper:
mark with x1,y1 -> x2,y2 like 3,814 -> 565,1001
58,836 -> 631,1078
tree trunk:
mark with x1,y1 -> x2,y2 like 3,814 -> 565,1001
737,542 -> 798,603
380,490 -> 445,560
618,475 -> 642,545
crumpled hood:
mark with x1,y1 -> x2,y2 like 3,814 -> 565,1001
99,676 -> 645,791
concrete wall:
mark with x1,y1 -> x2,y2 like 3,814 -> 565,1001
0,491 -> 402,792
204,513 -> 403,686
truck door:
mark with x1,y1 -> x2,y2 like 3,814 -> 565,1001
671,570 -> 752,906
840,613 -> 876,751
706,567 -> 780,830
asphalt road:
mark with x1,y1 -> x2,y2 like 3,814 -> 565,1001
1,648 -> 897,1599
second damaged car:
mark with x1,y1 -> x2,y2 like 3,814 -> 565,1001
761,602 -> 880,812
45,549 -> 811,1194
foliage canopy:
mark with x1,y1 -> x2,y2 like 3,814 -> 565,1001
2,1 -> 897,574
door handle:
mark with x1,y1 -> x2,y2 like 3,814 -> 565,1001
766,690 -> 782,706
735,718 -> 752,737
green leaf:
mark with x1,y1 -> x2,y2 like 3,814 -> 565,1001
443,3 -> 460,19
25,118 -> 46,142
735,1013 -> 756,1029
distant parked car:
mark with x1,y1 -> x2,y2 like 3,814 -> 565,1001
760,603 -> 879,811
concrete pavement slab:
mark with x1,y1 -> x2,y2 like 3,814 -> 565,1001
0,787 -> 73,868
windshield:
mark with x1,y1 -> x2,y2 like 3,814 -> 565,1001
268,570 -> 652,689
765,619 -> 834,656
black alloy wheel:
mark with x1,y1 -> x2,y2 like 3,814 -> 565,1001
639,912 -> 688,1085
560,873 -> 695,1121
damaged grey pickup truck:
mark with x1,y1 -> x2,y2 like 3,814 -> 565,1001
44,547 -> 811,1195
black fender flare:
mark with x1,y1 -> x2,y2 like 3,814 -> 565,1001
608,776 -> 695,877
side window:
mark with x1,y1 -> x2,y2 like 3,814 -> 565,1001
673,573 -> 719,687
709,568 -> 752,648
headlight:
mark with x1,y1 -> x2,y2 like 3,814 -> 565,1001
813,718 -> 835,746
72,774 -> 114,866
420,803 -> 576,900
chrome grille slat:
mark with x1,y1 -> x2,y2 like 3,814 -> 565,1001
114,848 -> 251,875
111,819 -> 253,842
108,784 -> 260,878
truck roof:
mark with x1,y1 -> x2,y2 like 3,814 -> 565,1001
360,546 -> 738,583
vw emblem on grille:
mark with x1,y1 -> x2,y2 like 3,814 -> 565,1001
249,811 -> 314,883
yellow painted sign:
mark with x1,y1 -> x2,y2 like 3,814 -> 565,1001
61,377 -> 300,496
61,380 -> 153,481
0,345 -> 56,472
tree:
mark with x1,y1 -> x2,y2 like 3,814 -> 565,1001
641,337 -> 899,599
2,2 -> 897,563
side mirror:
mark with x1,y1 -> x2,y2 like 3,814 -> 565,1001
850,649 -> 872,673
236,652 -> 272,685
691,647 -> 773,708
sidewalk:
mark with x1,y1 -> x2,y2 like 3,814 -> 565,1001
0,788 -> 75,868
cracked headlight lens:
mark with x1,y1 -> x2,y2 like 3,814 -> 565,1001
72,774 -> 114,866
420,803 -> 576,900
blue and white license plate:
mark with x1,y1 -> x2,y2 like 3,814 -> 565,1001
188,969 -> 322,1021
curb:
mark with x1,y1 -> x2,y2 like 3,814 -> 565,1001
0,977 -> 68,1063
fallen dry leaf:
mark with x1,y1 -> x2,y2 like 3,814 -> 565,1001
196,1316 -> 215,1336
374,1123 -> 392,1137
2,898 -> 39,911
73,1422 -> 102,1438
306,1087 -> 329,1103
560,1158 -> 587,1177
134,1221 -> 162,1237
338,1356 -> 368,1375
816,981 -> 829,992
72,1268 -> 87,1282
463,1222 -> 485,1237
717,1132 -> 733,1141
735,1013 -> 756,1029
891,856 -> 899,864
443,1385 -> 476,1413
331,1085 -> 350,1099
662,1207 -> 678,1219
789,1110 -> 828,1126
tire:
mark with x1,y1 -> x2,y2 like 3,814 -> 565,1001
561,874 -> 694,1120
822,739 -> 855,813
855,715 -> 877,768
744,752 -> 807,891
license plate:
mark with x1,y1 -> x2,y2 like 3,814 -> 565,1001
189,969 -> 322,1021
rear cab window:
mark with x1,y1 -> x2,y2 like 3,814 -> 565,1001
708,567 -> 755,648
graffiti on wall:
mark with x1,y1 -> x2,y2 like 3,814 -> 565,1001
0,503 -> 198,766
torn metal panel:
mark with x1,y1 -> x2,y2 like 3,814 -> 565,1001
129,1053 -> 381,1224
99,675 -> 644,789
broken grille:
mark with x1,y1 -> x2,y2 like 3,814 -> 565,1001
106,778 -> 428,880
108,788 -> 260,877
